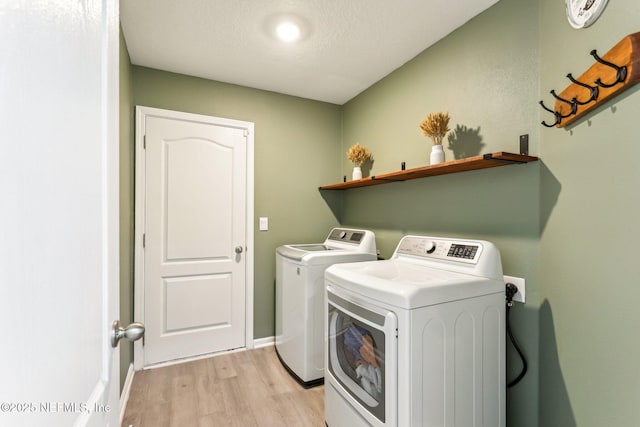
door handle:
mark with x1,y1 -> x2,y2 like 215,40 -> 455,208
235,246 -> 244,254
111,320 -> 145,348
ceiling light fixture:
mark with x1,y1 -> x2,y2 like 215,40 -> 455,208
265,14 -> 310,44
276,21 -> 301,43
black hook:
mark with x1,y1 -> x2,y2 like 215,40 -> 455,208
539,100 -> 562,128
590,49 -> 627,88
550,90 -> 577,117
566,73 -> 599,105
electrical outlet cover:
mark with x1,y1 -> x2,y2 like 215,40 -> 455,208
504,275 -> 525,304
259,217 -> 269,231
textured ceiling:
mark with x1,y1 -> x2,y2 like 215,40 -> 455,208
120,0 -> 499,105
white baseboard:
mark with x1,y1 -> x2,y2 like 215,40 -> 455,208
119,363 -> 135,425
253,335 -> 275,348
142,337 -> 276,370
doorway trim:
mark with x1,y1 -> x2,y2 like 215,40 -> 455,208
133,105 -> 254,370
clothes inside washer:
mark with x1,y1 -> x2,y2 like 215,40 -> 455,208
343,324 -> 383,400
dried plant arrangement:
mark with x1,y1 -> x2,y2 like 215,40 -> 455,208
420,112 -> 450,145
346,143 -> 371,166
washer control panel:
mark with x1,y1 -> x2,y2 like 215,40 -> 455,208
396,236 -> 483,264
315,228 -> 377,254
328,228 -> 364,243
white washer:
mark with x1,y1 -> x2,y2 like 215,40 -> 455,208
276,228 -> 377,387
325,235 -> 506,427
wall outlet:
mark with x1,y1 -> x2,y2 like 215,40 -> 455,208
504,275 -> 526,304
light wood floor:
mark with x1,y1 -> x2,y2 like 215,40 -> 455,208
122,346 -> 325,427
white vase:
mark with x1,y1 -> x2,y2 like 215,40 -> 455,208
352,166 -> 362,180
430,145 -> 445,165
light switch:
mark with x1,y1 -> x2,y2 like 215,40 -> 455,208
259,217 -> 269,231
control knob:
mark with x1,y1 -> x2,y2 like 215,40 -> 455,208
425,241 -> 437,254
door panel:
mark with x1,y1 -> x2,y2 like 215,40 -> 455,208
164,274 -> 232,331
165,139 -> 232,260
142,111 -> 250,366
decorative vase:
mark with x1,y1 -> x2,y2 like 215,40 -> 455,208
430,144 -> 445,165
352,166 -> 362,180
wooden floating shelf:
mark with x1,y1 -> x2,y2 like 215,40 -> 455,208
319,152 -> 539,190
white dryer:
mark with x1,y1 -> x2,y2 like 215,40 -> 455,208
275,228 -> 377,387
325,235 -> 506,427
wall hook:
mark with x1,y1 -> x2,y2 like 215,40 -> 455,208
566,73 -> 599,105
590,49 -> 627,88
539,33 -> 640,128
539,100 -> 561,127
550,90 -> 577,117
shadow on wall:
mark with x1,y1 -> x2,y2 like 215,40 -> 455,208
319,189 -> 343,223
561,83 -> 640,133
538,300 -> 577,427
447,124 -> 485,159
505,304 -> 539,427
540,162 -> 561,234
335,161 -> 542,239
360,157 -> 375,179
325,161 -> 561,240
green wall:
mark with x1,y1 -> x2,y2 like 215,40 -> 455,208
340,0 -> 540,425
119,28 -> 134,391
538,0 -> 640,426
340,0 -> 640,425
131,67 -> 342,340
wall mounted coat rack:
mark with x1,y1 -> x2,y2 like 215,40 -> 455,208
540,32 -> 640,128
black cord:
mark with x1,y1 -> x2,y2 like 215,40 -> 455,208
505,283 -> 528,388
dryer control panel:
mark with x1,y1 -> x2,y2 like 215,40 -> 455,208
396,236 -> 484,264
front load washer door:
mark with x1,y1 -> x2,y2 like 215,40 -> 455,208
327,287 -> 397,426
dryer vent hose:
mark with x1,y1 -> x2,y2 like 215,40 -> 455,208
506,283 -> 528,388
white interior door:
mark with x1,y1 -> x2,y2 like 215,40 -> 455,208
0,1 -> 119,426
136,107 -> 254,366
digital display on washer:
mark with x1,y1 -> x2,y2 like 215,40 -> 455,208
329,230 -> 364,242
350,232 -> 363,242
447,244 -> 478,260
